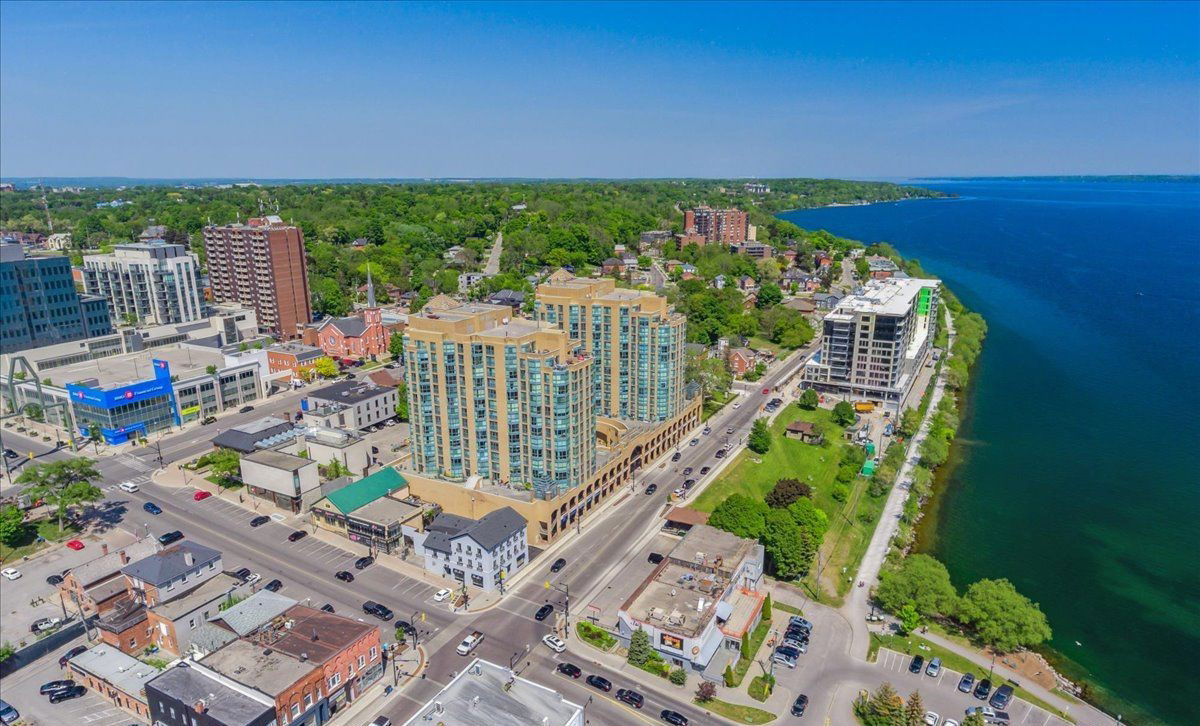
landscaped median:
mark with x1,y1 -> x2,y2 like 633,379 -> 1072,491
575,621 -> 617,651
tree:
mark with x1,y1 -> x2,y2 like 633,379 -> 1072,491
708,494 -> 768,540
668,667 -> 687,685
748,418 -> 771,454
756,282 -> 783,309
0,641 -> 14,663
898,602 -> 922,634
868,682 -> 904,724
388,331 -> 404,359
0,505 -> 26,546
957,578 -> 1052,652
799,388 -> 819,410
24,403 -> 43,422
695,680 -> 716,702
723,664 -> 735,687
876,554 -> 958,618
898,407 -> 921,438
919,435 -> 949,468
207,448 -> 242,490
322,457 -> 351,479
831,401 -> 856,427
314,356 -> 339,379
786,497 -> 829,540
761,593 -> 773,620
765,478 -> 812,508
904,690 -> 926,726
394,382 -> 409,422
86,422 -> 103,452
15,458 -> 102,531
627,627 -> 652,666
205,364 -> 218,375
763,509 -> 814,579
962,714 -> 987,726
854,257 -> 870,278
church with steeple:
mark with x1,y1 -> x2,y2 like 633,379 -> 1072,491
301,263 -> 395,361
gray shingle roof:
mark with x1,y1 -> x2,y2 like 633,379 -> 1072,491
212,417 -> 296,453
423,507 -> 526,554
147,663 -> 275,726
327,316 -> 367,337
68,538 -> 160,587
122,541 -> 221,587
210,590 -> 297,636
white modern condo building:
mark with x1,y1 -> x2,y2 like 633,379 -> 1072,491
83,241 -> 204,325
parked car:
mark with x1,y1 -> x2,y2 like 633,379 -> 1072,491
39,680 -> 75,695
791,694 -> 809,717
434,588 -> 452,602
320,603 -> 336,613
31,617 -> 62,633
244,573 -> 261,585
681,467 -> 692,476
65,539 -> 84,551
158,529 -> 185,546
964,707 -> 997,719
118,481 -> 140,493
143,502 -> 162,515
772,646 -> 799,668
700,466 -> 710,475
789,615 -> 814,631
550,662 -> 580,680
973,678 -> 992,700
0,700 -> 17,725
926,657 -> 942,677
616,688 -> 644,708
682,479 -> 696,488
542,634 -> 566,653
335,570 -> 355,582
660,710 -> 688,726
714,449 -> 727,459
989,685 -> 1014,710
58,645 -> 87,667
46,573 -> 64,586
288,530 -> 307,542
231,567 -> 252,581
550,557 -> 567,573
193,490 -> 212,501
671,452 -> 681,462
647,552 -> 664,564
369,717 -> 392,726
585,675 -> 612,692
363,601 -> 394,620
250,515 -> 271,528
238,405 -> 255,414
263,579 -> 283,592
200,416 -> 217,425
48,685 -> 86,704
535,603 -> 554,621
645,483 -> 657,495
957,673 -> 976,693
909,655 -> 925,674
354,556 -> 375,570
0,568 -> 20,580
923,712 -> 940,726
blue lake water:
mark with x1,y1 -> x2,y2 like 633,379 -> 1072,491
781,180 -> 1200,726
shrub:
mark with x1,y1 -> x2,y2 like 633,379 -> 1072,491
723,663 -> 735,687
765,478 -> 812,508
831,484 -> 850,502
669,667 -> 687,685
696,680 -> 716,701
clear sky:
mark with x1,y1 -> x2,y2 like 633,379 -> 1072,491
1,1 -> 1197,179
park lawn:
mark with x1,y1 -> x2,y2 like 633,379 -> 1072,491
804,471 -> 889,602
0,519 -> 81,561
868,633 -> 1073,723
702,390 -> 735,421
692,404 -> 846,515
695,697 -> 776,725
746,336 -> 787,361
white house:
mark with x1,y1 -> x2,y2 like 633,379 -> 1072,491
404,507 -> 528,591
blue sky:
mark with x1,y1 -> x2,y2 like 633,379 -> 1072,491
1,1 -> 1197,178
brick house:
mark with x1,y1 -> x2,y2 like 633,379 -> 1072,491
68,645 -> 157,721
867,255 -> 900,279
58,538 -> 160,617
601,257 -> 625,275
309,308 -> 388,361
727,347 -> 758,376
200,639 -> 326,726
271,606 -> 385,713
266,342 -> 324,381
814,250 -> 834,268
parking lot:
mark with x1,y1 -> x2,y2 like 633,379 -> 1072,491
875,648 -> 1072,726
0,633 -> 146,726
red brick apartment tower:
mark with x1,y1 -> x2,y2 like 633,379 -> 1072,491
684,206 -> 749,244
203,215 -> 312,339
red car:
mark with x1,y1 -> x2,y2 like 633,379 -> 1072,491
193,491 -> 213,501
761,387 -> 771,395
65,540 -> 84,551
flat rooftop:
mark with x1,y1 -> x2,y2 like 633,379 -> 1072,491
242,448 -> 312,472
201,639 -> 317,697
830,277 -> 938,317
270,606 -> 377,665
70,644 -> 159,698
401,658 -> 582,726
623,561 -> 728,638
669,523 -> 758,572
147,663 -> 275,726
351,496 -> 421,524
44,343 -> 228,389
308,380 -> 394,405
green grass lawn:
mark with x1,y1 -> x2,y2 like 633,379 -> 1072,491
695,697 -> 776,724
692,404 -> 846,514
703,390 -> 736,421
747,336 -> 791,361
575,621 -> 617,651
727,621 -> 770,687
868,633 -> 1073,722
0,519 -> 81,562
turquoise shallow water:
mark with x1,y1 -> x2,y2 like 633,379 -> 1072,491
782,180 -> 1200,726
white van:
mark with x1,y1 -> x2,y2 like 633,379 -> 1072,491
118,481 -> 140,493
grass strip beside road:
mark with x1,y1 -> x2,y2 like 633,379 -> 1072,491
695,697 -> 776,724
748,673 -> 775,702
0,519 -> 80,561
868,633 -> 1074,723
772,601 -> 803,616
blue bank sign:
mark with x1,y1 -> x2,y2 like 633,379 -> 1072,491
67,359 -> 179,442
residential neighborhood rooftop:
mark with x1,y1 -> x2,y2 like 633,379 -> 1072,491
67,538 -> 160,586
70,645 -> 160,697
209,590 -> 298,636
201,639 -> 317,697
122,541 -> 222,586
151,573 -> 242,620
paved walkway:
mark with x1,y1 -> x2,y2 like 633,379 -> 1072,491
483,231 -> 503,275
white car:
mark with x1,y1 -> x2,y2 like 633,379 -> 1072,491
118,481 -> 140,493
924,712 -> 940,726
732,401 -> 741,409
0,568 -> 20,580
943,721 -> 960,726
244,573 -> 261,585
433,588 -> 452,602
542,634 -> 566,653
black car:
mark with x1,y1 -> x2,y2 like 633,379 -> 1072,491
535,603 -> 554,621
200,416 -> 217,425
585,675 -> 612,692
335,570 -> 355,582
250,515 -> 271,527
2,448 -> 17,459
48,685 -> 86,703
396,620 -> 416,635
363,601 -> 394,620
238,405 -> 255,414
671,452 -> 681,462
264,579 -> 283,592
645,483 -> 658,495
231,567 -> 252,581
45,573 -> 64,586
682,467 -> 693,476
648,552 -> 664,564
974,678 -> 992,700
700,466 -> 710,475
58,645 -> 87,667
556,662 -> 582,678
320,603 -> 335,613
616,688 -> 644,708
660,710 -> 688,726
287,530 -> 307,542
909,655 -> 924,674
958,672 -> 976,693
550,557 -> 567,573
354,556 -> 375,570
990,684 -> 1014,710
158,530 -> 184,545
39,679 -> 74,695
714,449 -> 727,458
682,479 -> 696,488
143,502 -> 162,515
791,694 -> 809,717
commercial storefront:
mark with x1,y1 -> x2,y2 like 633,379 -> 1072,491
67,358 -> 179,444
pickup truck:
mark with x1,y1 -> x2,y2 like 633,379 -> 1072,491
456,630 -> 484,655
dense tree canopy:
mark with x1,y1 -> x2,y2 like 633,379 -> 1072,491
876,554 -> 959,618
957,578 -> 1053,652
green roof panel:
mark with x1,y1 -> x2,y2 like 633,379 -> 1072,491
325,467 -> 407,514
